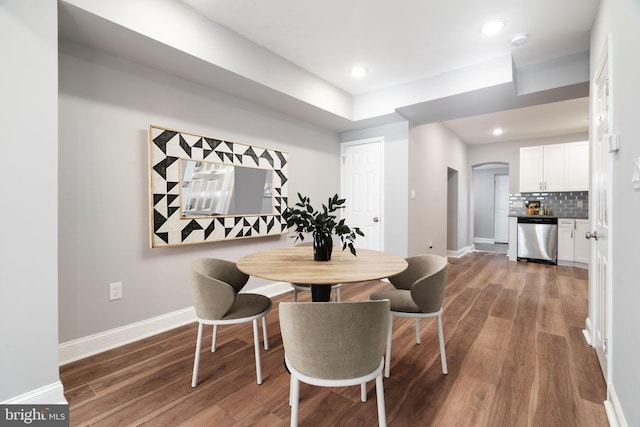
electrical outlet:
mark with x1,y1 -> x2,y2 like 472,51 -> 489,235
428,241 -> 433,250
109,282 -> 122,301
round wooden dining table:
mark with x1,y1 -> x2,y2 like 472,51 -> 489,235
237,246 -> 408,301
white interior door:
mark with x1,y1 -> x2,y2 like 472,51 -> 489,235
340,138 -> 383,250
589,35 -> 613,380
494,174 -> 509,243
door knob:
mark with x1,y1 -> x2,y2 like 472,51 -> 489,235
373,217 -> 379,223
585,230 -> 598,240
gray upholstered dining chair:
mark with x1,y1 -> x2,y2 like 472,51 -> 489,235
370,254 -> 448,378
279,300 -> 390,427
189,258 -> 272,387
290,242 -> 342,302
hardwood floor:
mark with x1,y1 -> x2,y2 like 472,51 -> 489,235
60,252 -> 608,426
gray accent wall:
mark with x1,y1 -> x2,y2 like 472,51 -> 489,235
1,1 -> 62,402
58,40 -> 341,343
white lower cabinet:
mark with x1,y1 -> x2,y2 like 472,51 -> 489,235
508,217 -> 517,261
557,218 -> 590,267
558,219 -> 575,262
574,219 -> 591,264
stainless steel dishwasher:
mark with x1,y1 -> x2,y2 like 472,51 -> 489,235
517,216 -> 558,264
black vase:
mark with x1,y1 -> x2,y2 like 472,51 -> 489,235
313,231 -> 333,261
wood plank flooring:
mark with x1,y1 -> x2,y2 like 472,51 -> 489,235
59,252 -> 608,426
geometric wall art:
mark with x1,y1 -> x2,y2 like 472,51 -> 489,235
148,125 -> 288,247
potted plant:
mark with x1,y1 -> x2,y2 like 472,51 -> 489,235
283,193 -> 365,261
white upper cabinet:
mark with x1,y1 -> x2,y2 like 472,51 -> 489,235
519,146 -> 544,192
519,141 -> 589,192
564,141 -> 590,191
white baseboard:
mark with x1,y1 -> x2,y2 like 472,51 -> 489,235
58,307 -> 196,366
447,246 -> 473,258
605,383 -> 628,427
582,317 -> 593,346
1,381 -> 67,404
247,280 -> 292,298
474,237 -> 495,244
558,260 -> 589,270
58,281 -> 291,366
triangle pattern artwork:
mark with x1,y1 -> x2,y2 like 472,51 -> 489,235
148,125 -> 288,247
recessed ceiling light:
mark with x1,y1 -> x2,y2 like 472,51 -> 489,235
492,128 -> 504,136
349,66 -> 368,78
510,33 -> 529,46
481,19 -> 505,36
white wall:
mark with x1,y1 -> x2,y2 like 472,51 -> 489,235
0,0 -> 63,403
340,121 -> 409,258
58,40 -> 341,342
591,1 -> 640,425
408,123 -> 468,256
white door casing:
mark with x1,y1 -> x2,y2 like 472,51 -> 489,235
494,174 -> 509,243
340,138 -> 383,251
588,34 -> 613,386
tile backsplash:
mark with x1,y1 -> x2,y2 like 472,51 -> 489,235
509,191 -> 589,218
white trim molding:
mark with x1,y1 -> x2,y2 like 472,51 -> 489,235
1,381 -> 67,405
447,246 -> 473,258
582,316 -> 593,346
59,307 -> 196,366
58,281 -> 292,365
473,237 -> 495,244
605,383 -> 628,427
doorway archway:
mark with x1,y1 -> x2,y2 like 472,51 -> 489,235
471,162 -> 509,253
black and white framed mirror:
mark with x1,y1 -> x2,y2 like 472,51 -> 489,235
148,125 -> 288,247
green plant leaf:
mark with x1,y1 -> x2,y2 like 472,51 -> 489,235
283,192 -> 365,256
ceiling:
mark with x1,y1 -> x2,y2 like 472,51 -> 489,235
58,0 -> 599,142
180,0 -> 598,95
178,0 -> 599,143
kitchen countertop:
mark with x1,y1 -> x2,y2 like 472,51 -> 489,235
509,214 -> 589,219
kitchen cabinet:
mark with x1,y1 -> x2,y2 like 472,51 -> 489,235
508,216 -> 517,261
557,218 -> 590,267
519,141 -> 589,192
558,219 -> 575,262
565,141 -> 590,190
574,219 -> 591,264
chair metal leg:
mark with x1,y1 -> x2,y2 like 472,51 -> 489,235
191,322 -> 204,387
289,375 -> 294,406
211,324 -> 218,352
415,318 -> 421,344
376,373 -> 387,427
361,382 -> 367,402
335,286 -> 341,302
290,376 -> 300,427
253,319 -> 263,384
262,316 -> 269,350
437,314 -> 448,374
384,314 -> 393,378
293,288 -> 298,302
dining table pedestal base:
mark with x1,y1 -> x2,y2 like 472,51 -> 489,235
310,284 -> 333,302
